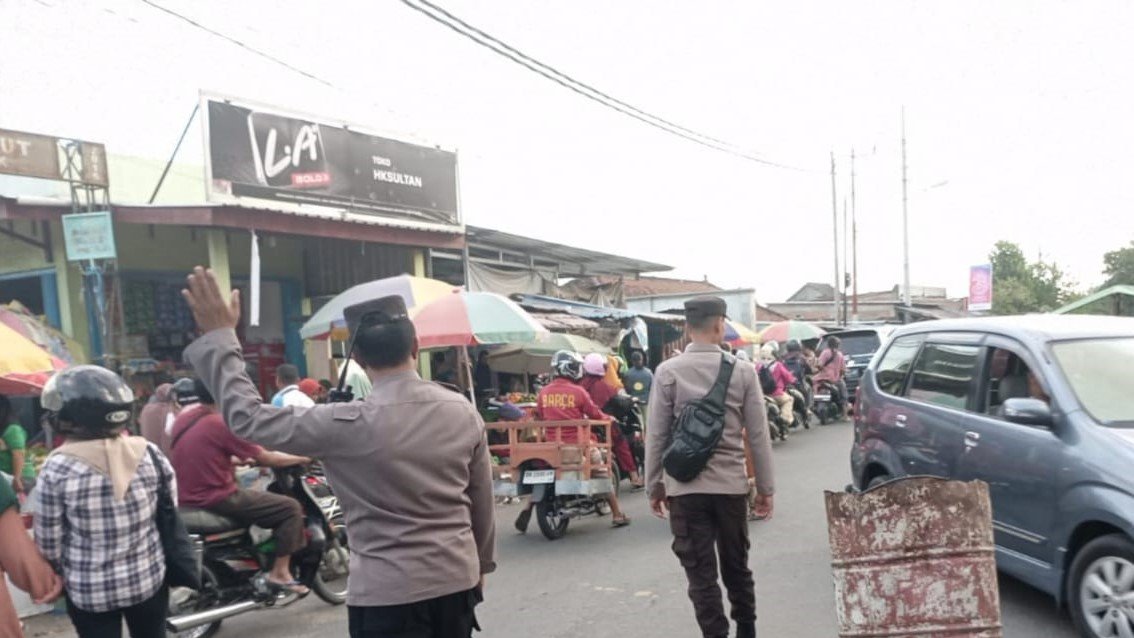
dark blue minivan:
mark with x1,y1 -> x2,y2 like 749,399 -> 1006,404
851,315 -> 1134,638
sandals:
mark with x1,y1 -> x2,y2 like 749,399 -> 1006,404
612,516 -> 631,528
266,578 -> 310,597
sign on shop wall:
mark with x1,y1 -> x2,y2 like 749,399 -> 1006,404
202,93 -> 460,227
62,211 -> 117,261
0,128 -> 108,186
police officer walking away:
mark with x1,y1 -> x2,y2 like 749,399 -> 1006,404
645,296 -> 775,638
180,267 -> 496,638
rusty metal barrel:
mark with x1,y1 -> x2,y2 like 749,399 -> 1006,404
825,477 -> 1002,637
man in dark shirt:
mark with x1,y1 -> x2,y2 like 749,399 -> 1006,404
168,378 -> 310,594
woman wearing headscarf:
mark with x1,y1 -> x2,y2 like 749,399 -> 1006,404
34,366 -> 175,638
137,383 -> 175,455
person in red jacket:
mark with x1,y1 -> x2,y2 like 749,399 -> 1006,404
514,351 -> 631,532
580,353 -> 644,489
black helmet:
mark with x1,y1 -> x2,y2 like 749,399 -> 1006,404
550,350 -> 584,381
173,377 -> 214,407
41,365 -> 135,435
786,339 -> 802,353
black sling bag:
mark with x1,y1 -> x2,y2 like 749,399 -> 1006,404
663,354 -> 736,482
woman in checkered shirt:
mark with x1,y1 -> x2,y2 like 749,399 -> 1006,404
34,366 -> 173,638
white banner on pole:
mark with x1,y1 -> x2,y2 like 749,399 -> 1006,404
250,230 -> 261,327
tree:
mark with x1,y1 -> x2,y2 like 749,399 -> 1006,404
1102,242 -> 1134,288
988,241 -> 1078,314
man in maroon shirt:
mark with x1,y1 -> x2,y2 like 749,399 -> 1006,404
514,351 -> 630,532
168,378 -> 311,594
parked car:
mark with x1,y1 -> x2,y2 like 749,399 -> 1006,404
850,315 -> 1134,638
818,326 -> 894,402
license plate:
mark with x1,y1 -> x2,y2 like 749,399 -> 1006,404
523,470 -> 555,484
814,394 -> 831,402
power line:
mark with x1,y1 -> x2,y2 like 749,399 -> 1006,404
408,0 -> 740,152
138,0 -> 334,89
400,0 -> 816,172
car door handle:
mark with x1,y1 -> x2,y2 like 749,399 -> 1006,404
894,414 -> 907,428
964,431 -> 981,448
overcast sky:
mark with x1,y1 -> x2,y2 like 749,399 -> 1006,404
3,0 -> 1132,302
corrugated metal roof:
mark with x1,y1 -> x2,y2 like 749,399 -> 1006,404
531,312 -> 601,331
466,226 -> 670,276
513,294 -> 683,324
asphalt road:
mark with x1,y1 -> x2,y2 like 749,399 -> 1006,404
25,421 -> 1078,637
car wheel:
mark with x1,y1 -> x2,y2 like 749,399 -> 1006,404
1069,534 -> 1134,638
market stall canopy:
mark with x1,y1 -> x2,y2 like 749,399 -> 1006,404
759,320 -> 826,343
410,291 -> 549,349
0,322 -> 68,396
300,275 -> 457,340
487,333 -> 611,375
1,301 -> 85,364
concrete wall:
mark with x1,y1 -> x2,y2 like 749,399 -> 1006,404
625,289 -> 758,328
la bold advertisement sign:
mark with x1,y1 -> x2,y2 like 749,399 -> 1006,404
202,94 -> 459,226
969,264 -> 993,312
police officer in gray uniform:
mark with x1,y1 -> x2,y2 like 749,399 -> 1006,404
180,267 -> 496,638
646,296 -> 775,638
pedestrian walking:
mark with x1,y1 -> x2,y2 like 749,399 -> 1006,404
180,266 -> 495,638
34,366 -> 175,638
645,296 -> 775,638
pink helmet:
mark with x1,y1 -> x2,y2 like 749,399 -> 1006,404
582,353 -> 607,377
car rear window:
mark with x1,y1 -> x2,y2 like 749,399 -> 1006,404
874,335 -> 924,395
825,332 -> 883,357
906,343 -> 981,410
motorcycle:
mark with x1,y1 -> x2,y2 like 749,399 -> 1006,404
166,464 -> 349,637
603,393 -> 645,479
812,379 -> 844,425
787,385 -> 811,430
765,396 -> 789,441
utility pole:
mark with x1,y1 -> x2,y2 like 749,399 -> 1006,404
851,148 -> 859,322
901,108 -> 911,307
842,198 -> 849,326
830,152 -> 840,326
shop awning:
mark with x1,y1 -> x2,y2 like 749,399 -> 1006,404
0,197 -> 465,250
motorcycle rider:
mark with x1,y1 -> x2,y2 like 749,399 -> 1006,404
580,353 -> 644,490
514,351 -> 631,532
168,378 -> 312,595
815,336 -> 849,417
759,343 -> 797,428
781,340 -> 813,420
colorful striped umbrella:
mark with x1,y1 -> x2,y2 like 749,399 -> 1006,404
724,319 -> 762,346
410,291 -> 549,349
1,302 -> 85,364
0,323 -> 68,396
300,275 -> 457,340
759,320 -> 826,344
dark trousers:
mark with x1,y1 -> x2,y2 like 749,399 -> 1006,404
668,494 -> 755,638
67,587 -> 168,638
211,488 -> 305,555
348,588 -> 482,638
